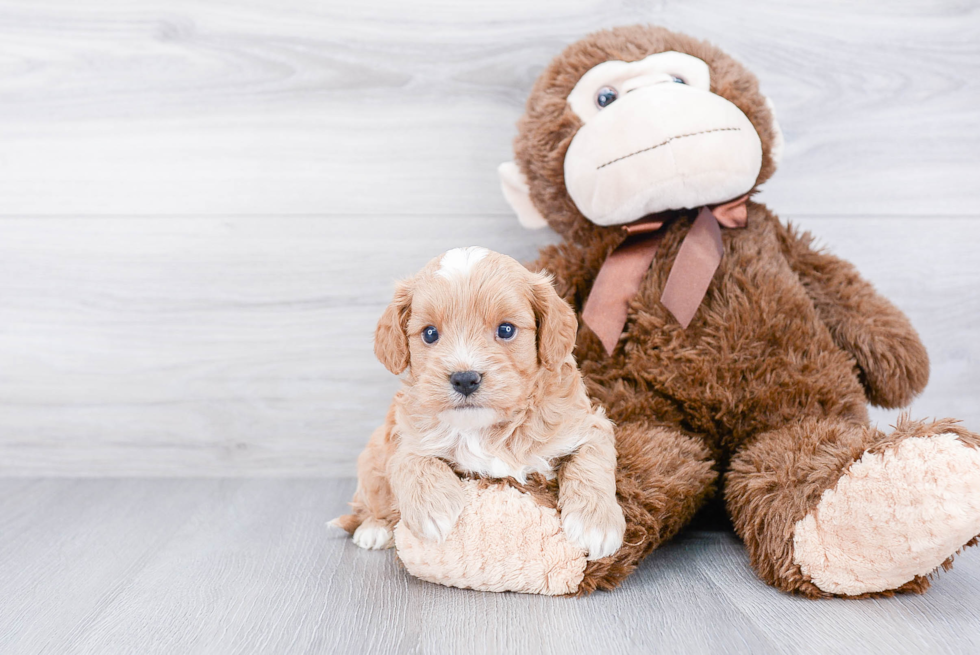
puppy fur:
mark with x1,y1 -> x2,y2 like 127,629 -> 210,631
333,247 -> 625,560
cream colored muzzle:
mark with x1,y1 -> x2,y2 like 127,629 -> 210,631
563,82 -> 763,226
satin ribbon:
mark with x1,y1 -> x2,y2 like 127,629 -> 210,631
581,195 -> 749,356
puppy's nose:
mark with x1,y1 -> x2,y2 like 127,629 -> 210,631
450,370 -> 482,397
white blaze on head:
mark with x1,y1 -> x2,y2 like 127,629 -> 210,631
437,246 -> 489,279
562,51 -> 765,226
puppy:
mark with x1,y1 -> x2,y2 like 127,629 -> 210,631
332,247 -> 625,560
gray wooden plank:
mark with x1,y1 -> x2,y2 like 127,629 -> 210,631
0,0 -> 976,217
0,214 -> 556,475
1,479 -> 978,655
0,479 -> 211,655
693,530 -> 980,654
0,215 -> 977,475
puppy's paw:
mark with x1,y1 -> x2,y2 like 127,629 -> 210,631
399,481 -> 466,543
351,518 -> 394,550
561,497 -> 626,560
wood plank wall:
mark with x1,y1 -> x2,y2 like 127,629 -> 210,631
0,0 -> 977,475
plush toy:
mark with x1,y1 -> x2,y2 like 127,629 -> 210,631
391,25 -> 980,597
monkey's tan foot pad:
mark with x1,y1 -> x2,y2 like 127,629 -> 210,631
793,434 -> 980,595
394,480 -> 587,595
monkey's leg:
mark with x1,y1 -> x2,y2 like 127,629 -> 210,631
726,416 -> 980,597
577,420 -> 718,593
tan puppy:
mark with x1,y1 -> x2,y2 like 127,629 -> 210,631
332,247 -> 625,560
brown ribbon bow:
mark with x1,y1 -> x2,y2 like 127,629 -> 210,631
582,195 -> 749,355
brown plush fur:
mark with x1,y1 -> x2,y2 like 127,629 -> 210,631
516,25 -> 781,247
512,25 -> 976,596
727,415 -> 980,598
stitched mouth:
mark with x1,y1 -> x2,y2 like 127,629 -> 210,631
596,127 -> 742,170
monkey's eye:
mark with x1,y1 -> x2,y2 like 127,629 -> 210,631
595,86 -> 618,108
422,326 -> 439,344
671,75 -> 686,84
496,322 -> 517,341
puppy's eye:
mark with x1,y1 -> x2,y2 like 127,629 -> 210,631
595,86 -> 618,108
421,326 -> 439,344
496,323 -> 517,341
671,75 -> 686,84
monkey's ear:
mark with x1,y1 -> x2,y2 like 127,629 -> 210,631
764,97 -> 785,168
374,279 -> 413,375
529,272 -> 577,371
498,162 -> 549,230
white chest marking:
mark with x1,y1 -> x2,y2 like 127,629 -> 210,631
452,436 -> 549,484
425,410 -> 556,484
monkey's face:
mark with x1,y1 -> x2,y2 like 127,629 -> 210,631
500,26 -> 783,242
562,51 -> 763,226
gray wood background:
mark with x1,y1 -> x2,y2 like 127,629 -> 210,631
3,478 -> 980,655
3,3 -> 980,654
0,0 -> 978,477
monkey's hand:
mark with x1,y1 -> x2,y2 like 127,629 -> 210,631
776,219 -> 929,408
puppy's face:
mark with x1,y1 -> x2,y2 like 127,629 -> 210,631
375,247 -> 577,430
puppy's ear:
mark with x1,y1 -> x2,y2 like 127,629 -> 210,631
375,279 -> 414,375
530,272 -> 578,370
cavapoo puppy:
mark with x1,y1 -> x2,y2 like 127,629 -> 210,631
332,247 -> 625,560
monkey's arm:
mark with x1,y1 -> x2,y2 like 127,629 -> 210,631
775,220 -> 929,408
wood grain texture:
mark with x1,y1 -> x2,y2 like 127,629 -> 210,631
0,214 -> 557,475
3,2 -> 979,649
0,0 -> 978,474
0,0 -> 977,216
1,215 -> 977,476
1,478 -> 978,655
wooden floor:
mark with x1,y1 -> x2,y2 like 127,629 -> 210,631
2,478 -> 979,655
2,1 -> 980,652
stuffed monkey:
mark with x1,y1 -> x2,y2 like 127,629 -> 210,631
395,25 -> 980,597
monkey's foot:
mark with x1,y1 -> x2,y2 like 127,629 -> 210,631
793,433 -> 980,595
